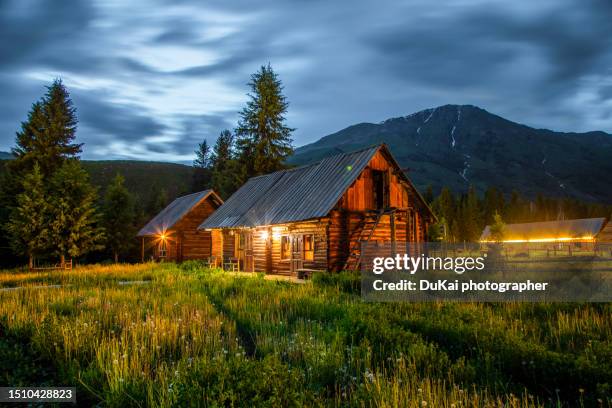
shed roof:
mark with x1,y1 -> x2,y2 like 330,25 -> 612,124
200,144 -> 433,229
137,190 -> 222,236
480,218 -> 607,242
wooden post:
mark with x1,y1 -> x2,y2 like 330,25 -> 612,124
390,212 -> 396,258
141,237 -> 145,263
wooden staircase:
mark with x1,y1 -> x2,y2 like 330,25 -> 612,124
343,209 -> 394,271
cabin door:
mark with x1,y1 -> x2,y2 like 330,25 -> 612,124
290,235 -> 303,275
242,231 -> 254,272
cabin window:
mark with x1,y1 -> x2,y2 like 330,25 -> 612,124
159,240 -> 167,258
280,236 -> 290,260
238,233 -> 245,250
303,234 -> 314,261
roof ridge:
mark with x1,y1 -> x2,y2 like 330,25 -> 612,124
246,145 -> 383,181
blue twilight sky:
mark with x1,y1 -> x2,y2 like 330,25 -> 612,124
1,0 -> 611,162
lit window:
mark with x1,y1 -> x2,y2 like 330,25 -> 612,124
280,236 -> 290,260
303,234 -> 314,261
159,240 -> 167,258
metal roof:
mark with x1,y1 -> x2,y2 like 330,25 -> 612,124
138,190 -> 221,236
200,146 -> 386,229
480,217 -> 607,241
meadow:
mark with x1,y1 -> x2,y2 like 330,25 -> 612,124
0,263 -> 610,407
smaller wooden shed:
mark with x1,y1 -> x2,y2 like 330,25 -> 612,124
137,190 -> 223,262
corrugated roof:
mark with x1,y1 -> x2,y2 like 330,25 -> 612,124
200,146 -> 384,228
138,190 -> 220,236
480,218 -> 607,241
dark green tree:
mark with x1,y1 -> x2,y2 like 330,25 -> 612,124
103,174 -> 136,263
483,186 -> 505,226
460,186 -> 481,242
210,130 -> 243,198
49,160 -> 104,265
5,164 -> 51,269
489,211 -> 506,243
11,79 -> 82,178
1,79 -> 83,245
235,64 -> 294,177
146,183 -> 169,216
192,139 -> 213,192
432,187 -> 456,241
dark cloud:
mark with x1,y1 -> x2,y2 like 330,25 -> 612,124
1,0 -> 611,160
72,90 -> 167,142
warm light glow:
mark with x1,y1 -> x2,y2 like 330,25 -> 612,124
261,230 -> 269,240
481,236 -> 595,243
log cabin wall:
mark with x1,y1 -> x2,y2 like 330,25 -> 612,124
171,198 -> 218,261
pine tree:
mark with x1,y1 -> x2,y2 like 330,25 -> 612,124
5,164 -> 51,269
49,160 -> 104,265
192,139 -> 213,192
432,187 -> 456,240
103,174 -> 136,263
210,130 -> 243,198
461,186 -> 481,242
146,183 -> 168,216
489,211 -> 506,243
235,64 -> 294,177
11,79 -> 82,178
483,186 -> 505,226
1,79 -> 83,259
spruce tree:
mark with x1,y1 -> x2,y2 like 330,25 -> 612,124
1,79 -> 83,262
103,174 -> 136,263
210,130 -> 243,198
489,212 -> 506,243
5,164 -> 51,268
235,64 -> 294,177
192,139 -> 213,192
11,79 -> 82,178
49,160 -> 104,265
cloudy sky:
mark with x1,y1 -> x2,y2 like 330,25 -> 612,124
1,0 -> 611,162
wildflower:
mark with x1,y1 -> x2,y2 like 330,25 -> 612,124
418,388 -> 422,393
421,401 -> 427,407
113,359 -> 118,364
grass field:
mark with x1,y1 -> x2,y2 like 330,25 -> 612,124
0,263 -> 610,407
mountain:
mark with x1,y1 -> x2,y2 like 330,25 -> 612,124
290,105 -> 612,203
0,151 -> 13,160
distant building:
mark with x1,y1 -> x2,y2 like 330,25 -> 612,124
137,190 -> 223,262
480,218 -> 608,243
199,144 -> 436,275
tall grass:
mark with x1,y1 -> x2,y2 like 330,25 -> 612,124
0,264 -> 609,407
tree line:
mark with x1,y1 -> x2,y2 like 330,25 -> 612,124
426,186 -> 612,242
0,64 -> 295,267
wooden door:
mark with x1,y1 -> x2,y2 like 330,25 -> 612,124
243,231 -> 254,272
290,235 -> 303,275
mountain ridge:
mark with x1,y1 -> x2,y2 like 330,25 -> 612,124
290,104 -> 612,203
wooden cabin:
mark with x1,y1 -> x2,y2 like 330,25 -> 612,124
137,190 -> 223,262
199,145 -> 436,275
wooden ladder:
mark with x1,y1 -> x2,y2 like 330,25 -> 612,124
343,209 -> 393,271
